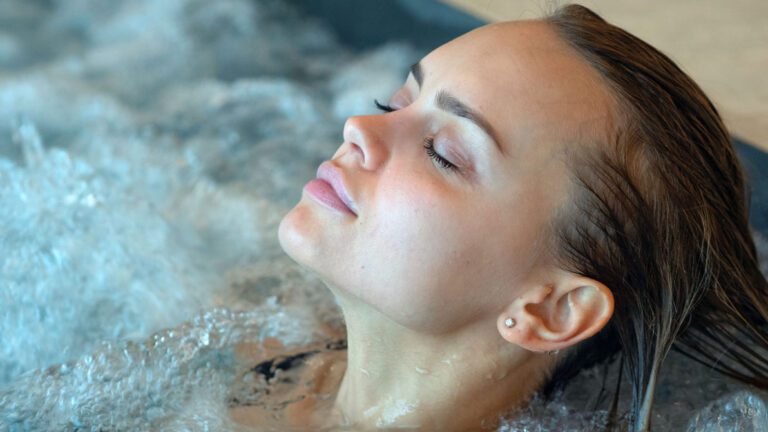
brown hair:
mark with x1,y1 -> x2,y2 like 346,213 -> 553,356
539,4 -> 768,431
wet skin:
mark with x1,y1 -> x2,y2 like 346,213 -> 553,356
270,19 -> 616,431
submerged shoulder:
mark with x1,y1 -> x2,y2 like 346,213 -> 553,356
229,337 -> 348,430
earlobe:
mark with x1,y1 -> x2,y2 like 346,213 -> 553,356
497,277 -> 614,353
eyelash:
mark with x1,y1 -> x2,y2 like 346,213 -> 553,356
373,99 -> 459,172
423,137 -> 457,171
374,99 -> 395,113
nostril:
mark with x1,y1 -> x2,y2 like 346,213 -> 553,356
352,142 -> 366,165
332,141 -> 364,165
342,115 -> 377,169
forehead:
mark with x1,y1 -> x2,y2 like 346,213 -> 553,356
419,20 -> 617,157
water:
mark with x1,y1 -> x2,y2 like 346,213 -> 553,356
0,0 -> 766,430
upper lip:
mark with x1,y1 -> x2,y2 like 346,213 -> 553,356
316,161 -> 358,215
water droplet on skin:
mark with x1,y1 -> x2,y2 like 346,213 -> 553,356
363,403 -> 380,418
441,353 -> 460,366
493,369 -> 510,381
374,397 -> 419,427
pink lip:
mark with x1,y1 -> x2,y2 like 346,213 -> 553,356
304,161 -> 358,216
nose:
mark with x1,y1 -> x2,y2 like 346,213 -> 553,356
337,115 -> 386,171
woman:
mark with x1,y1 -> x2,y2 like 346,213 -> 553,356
241,4 -> 768,431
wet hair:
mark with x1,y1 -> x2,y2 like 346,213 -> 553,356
538,4 -> 768,431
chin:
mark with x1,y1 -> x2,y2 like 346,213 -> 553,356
278,201 -> 368,306
277,204 -> 315,267
278,203 -> 341,281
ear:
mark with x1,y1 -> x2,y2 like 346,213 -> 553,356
497,275 -> 614,353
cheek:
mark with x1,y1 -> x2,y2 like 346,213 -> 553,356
359,181 -> 496,330
374,175 -> 465,260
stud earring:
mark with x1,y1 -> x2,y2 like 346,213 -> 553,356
504,318 -> 516,328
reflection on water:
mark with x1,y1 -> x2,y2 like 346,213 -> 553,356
0,0 -> 766,430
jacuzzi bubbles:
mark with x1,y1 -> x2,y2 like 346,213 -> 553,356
0,305 -> 328,431
0,0 -> 766,430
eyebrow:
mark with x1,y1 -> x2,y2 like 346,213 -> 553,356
410,62 -> 504,156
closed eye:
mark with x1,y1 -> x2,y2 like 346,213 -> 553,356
373,99 -> 460,173
374,99 -> 396,113
423,137 -> 458,172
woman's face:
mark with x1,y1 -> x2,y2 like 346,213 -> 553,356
279,20 -> 615,333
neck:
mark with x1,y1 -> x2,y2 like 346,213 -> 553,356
328,295 -> 547,431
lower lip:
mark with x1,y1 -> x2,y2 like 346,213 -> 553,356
304,179 -> 356,216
